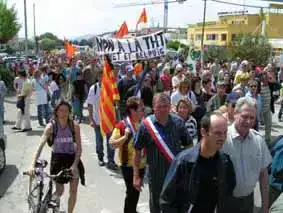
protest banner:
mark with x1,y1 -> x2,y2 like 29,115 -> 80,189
186,46 -> 201,74
93,31 -> 166,62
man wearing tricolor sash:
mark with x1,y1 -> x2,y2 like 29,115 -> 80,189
133,92 -> 193,213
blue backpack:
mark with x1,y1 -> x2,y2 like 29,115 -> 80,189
269,136 -> 283,191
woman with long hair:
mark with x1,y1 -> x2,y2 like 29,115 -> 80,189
29,100 -> 84,213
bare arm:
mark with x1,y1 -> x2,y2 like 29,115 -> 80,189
31,124 -> 52,167
133,149 -> 142,177
259,168 -> 269,213
109,128 -> 131,149
87,104 -> 94,125
72,123 -> 82,168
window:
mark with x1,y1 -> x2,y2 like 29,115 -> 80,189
195,34 -> 202,41
221,34 -> 227,41
191,34 -> 194,40
232,34 -> 237,41
206,34 -> 218,41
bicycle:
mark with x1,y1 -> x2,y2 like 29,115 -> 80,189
23,159 -> 73,213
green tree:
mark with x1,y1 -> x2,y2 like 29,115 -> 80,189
39,38 -> 57,50
18,39 -> 35,51
229,34 -> 272,65
38,32 -> 58,41
0,2 -> 21,44
204,46 -> 232,62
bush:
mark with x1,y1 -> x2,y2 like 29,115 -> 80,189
0,67 -> 14,91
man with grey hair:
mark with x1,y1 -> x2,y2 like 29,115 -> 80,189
222,96 -> 272,213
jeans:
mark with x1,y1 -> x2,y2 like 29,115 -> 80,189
94,125 -> 114,163
262,111 -> 272,143
0,98 -> 4,124
37,104 -> 50,125
120,166 -> 145,213
279,104 -> 283,120
225,193 -> 254,213
51,90 -> 60,108
0,99 -> 3,136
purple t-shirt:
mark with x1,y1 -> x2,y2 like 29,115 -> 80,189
53,124 -> 75,154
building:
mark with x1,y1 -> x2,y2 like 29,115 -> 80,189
187,8 -> 283,52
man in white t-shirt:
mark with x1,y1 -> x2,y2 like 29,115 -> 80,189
87,74 -> 116,169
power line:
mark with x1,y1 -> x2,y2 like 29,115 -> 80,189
113,0 -> 185,8
210,0 -> 270,9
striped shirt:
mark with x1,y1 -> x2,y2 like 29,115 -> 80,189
134,114 -> 193,204
260,85 -> 271,112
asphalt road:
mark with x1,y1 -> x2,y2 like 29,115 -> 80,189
0,96 -> 282,213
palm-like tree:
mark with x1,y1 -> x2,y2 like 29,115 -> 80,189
0,1 -> 21,44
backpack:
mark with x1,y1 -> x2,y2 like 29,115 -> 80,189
269,136 -> 283,191
47,120 -> 75,147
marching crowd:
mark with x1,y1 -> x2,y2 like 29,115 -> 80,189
1,54 -> 283,213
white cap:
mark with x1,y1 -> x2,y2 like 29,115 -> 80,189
176,64 -> 183,70
241,60 -> 248,66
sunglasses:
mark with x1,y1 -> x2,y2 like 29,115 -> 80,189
249,85 -> 257,88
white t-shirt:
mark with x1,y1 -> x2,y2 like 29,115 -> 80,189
86,83 -> 100,124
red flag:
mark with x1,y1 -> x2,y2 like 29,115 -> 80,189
115,21 -> 129,38
64,38 -> 77,59
136,8 -> 148,30
99,56 -> 120,136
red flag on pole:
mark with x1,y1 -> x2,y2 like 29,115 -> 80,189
115,21 -> 129,38
136,8 -> 148,30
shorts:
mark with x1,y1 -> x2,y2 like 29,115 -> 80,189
50,152 -> 79,184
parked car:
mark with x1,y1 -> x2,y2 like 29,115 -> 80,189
0,135 -> 6,174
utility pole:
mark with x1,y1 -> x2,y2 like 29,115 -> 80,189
24,0 -> 28,55
200,0 -> 207,70
164,0 -> 168,32
33,3 -> 37,53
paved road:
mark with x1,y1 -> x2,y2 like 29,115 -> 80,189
0,96 -> 282,213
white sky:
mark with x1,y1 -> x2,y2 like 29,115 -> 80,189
6,0 -> 273,39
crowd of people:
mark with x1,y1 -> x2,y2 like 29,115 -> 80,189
1,53 -> 283,213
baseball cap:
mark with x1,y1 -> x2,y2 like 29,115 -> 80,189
175,64 -> 183,71
125,65 -> 134,73
226,92 -> 241,104
241,60 -> 249,66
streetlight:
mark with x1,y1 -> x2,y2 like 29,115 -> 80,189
24,0 -> 28,55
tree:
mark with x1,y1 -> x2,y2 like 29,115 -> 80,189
229,34 -> 272,65
204,46 -> 232,62
0,2 -> 21,44
39,38 -> 57,51
18,39 -> 35,51
39,32 -> 58,41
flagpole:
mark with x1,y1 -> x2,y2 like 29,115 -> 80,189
24,0 -> 28,55
200,0 -> 207,71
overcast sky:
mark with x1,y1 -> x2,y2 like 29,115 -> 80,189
6,0 -> 272,39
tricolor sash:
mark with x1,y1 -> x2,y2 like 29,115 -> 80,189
143,117 -> 175,162
125,117 -> 146,157
125,116 -> 137,137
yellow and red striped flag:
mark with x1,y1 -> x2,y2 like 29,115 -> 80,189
99,56 -> 120,136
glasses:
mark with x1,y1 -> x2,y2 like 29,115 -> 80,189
249,85 -> 257,88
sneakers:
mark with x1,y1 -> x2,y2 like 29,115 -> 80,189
98,160 -> 105,167
106,161 -> 118,171
11,127 -> 21,130
21,128 -> 32,132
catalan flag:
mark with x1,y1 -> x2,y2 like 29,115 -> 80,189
99,56 -> 120,136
